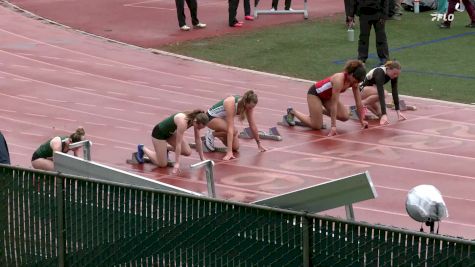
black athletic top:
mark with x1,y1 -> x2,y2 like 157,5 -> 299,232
360,66 -> 399,115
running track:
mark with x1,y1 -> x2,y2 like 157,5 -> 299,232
1,4 -> 475,240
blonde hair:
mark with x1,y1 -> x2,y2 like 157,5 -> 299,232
384,60 -> 401,70
70,127 -> 85,143
237,90 -> 258,121
185,109 -> 209,127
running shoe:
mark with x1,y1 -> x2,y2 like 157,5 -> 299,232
136,144 -> 144,164
204,130 -> 216,152
286,107 -> 296,126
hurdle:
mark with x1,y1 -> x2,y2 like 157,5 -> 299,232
69,140 -> 92,160
54,151 -> 201,195
238,127 -> 282,141
253,0 -> 308,19
191,160 -> 216,198
253,171 -> 377,221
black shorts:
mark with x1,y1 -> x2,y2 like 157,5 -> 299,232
31,151 -> 42,161
151,124 -> 172,140
307,84 -> 318,96
206,111 -> 217,122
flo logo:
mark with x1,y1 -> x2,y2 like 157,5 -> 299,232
431,13 -> 454,22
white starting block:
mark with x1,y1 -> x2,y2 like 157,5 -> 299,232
253,0 -> 308,19
277,115 -> 327,129
387,100 -> 417,111
189,136 -> 227,153
349,106 -> 379,121
239,127 -> 282,141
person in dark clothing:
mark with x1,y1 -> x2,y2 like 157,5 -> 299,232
348,0 -> 390,65
229,0 -> 243,27
359,61 -> 406,125
271,0 -> 292,10
0,131 -> 10,165
175,0 -> 206,31
439,0 -> 475,28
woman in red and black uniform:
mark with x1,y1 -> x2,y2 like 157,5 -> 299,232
286,60 -> 368,136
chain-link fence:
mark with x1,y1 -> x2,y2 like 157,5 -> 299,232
1,164 -> 474,266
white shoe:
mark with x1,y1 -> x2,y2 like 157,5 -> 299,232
204,130 -> 215,152
180,25 -> 191,31
270,8 -> 276,11
287,8 -> 294,11
193,23 -> 207,29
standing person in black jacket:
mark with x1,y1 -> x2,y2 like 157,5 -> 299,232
0,131 -> 11,165
347,0 -> 390,65
175,0 -> 206,31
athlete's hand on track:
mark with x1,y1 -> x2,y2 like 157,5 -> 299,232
328,126 -> 338,136
223,152 -> 236,161
397,110 -> 407,121
361,120 -> 369,129
172,163 -> 180,175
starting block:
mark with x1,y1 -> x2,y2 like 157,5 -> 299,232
238,127 -> 282,141
349,106 -> 379,121
277,115 -> 327,129
387,100 -> 417,111
126,152 -> 174,167
189,136 -> 227,153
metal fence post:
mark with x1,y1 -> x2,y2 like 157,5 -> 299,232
302,215 -> 313,267
56,177 -> 65,267
190,160 -> 216,198
345,204 -> 355,221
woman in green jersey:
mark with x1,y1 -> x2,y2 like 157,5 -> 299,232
31,127 -> 86,171
136,110 -> 209,174
205,90 -> 266,161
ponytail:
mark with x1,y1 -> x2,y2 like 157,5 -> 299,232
185,109 -> 209,126
70,127 -> 85,143
237,90 -> 258,121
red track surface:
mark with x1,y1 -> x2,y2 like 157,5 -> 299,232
1,3 -> 475,240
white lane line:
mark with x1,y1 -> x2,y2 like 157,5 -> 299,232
107,91 -> 127,96
0,108 -> 16,113
255,83 -> 278,88
128,80 -> 149,85
74,102 -> 96,107
95,62 -> 115,67
13,78 -> 29,82
162,84 -> 182,89
24,113 -> 47,117
16,53 -> 34,57
66,59 -> 85,63
12,64 -> 29,68
104,107 -> 124,111
40,55 -> 61,60
114,145 -> 133,151
40,68 -> 56,72
189,75 -> 213,80
68,72 -> 87,76
55,117 -> 77,122
121,65 -> 142,70
288,100 -> 306,105
221,79 -> 246,84
114,126 -> 139,131
46,98 -> 68,103
170,100 -> 192,105
83,121 -> 106,126
135,111 -> 155,116
20,132 -> 44,137
73,86 -> 96,92
192,88 -> 214,93
138,95 -> 161,101
17,95 -> 38,99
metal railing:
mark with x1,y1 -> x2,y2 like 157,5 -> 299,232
1,164 -> 474,266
